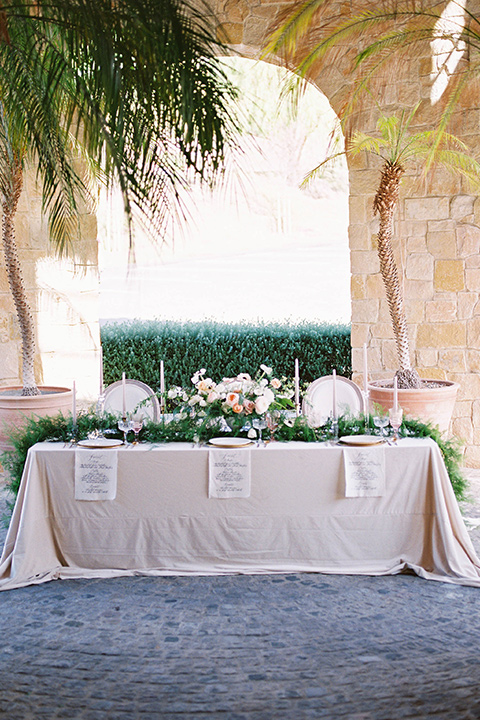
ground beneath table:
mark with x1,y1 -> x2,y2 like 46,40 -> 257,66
0,470 -> 479,720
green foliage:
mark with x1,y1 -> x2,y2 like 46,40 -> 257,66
101,319 -> 352,391
1,407 -> 467,527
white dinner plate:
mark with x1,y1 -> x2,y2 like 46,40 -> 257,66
77,438 -> 123,449
302,375 -> 364,427
338,435 -> 384,446
103,379 -> 160,421
208,437 -> 254,448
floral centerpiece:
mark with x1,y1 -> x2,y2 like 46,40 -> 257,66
167,364 -> 294,437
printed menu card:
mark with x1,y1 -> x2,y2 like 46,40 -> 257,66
208,449 -> 251,498
75,450 -> 118,501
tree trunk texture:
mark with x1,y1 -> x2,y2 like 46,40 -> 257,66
373,161 -> 421,389
2,158 -> 40,396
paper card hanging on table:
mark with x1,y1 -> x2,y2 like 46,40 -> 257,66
75,450 -> 118,501
343,446 -> 386,497
208,448 -> 251,498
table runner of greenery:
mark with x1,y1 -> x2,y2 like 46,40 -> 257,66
1,410 -> 466,524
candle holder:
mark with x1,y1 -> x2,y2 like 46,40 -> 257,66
330,416 -> 339,443
69,424 -> 78,445
363,390 -> 369,433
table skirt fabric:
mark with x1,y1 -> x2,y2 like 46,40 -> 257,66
1,439 -> 479,590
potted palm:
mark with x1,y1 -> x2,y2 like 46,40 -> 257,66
0,0 -> 238,449
300,105 -> 480,431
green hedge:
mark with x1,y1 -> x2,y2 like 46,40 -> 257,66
101,319 -> 352,390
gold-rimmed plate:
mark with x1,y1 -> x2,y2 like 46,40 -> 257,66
208,437 -> 254,449
338,435 -> 384,446
77,438 -> 123,449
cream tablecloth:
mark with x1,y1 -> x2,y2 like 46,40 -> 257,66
1,438 -> 479,590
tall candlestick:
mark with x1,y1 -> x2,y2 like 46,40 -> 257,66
363,343 -> 368,393
72,381 -> 77,425
122,372 -> 126,418
160,360 -> 165,412
294,358 -> 300,416
394,375 -> 398,412
99,346 -> 104,395
332,369 -> 337,421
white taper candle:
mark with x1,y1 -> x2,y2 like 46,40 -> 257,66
332,369 -> 337,421
294,358 -> 300,416
122,372 -> 126,417
72,381 -> 77,425
363,343 -> 368,394
160,360 -> 165,412
99,347 -> 104,395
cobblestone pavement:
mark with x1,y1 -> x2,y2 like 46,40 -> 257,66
0,473 -> 479,720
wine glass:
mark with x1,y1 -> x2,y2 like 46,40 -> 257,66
266,410 -> 280,441
252,417 -> 267,446
388,407 -> 403,442
373,412 -> 389,437
131,412 -> 144,444
118,416 -> 133,444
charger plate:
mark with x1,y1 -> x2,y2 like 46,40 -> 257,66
208,438 -> 253,448
338,435 -> 384,446
302,375 -> 364,427
77,438 -> 123,449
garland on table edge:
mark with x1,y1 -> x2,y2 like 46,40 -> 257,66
0,409 -> 467,526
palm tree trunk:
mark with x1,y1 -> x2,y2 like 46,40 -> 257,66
2,159 -> 40,396
373,161 -> 421,389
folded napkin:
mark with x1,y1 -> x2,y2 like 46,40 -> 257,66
208,448 -> 251,498
343,446 -> 386,497
75,449 -> 118,501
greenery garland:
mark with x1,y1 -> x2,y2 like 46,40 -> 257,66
0,409 -> 466,524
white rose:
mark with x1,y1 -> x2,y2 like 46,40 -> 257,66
255,395 -> 270,414
263,388 -> 275,404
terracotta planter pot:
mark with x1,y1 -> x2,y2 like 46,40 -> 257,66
0,386 -> 73,453
367,379 -> 459,435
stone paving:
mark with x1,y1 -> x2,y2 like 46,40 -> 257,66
0,473 -> 479,720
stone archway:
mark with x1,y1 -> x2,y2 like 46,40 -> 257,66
212,0 -> 480,466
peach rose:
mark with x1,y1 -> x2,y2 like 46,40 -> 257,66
226,392 -> 239,407
243,399 -> 255,414
271,378 -> 281,389
232,403 -> 243,414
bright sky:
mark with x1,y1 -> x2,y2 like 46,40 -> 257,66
98,59 -> 351,326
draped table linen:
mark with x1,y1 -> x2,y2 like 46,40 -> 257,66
1,438 -> 479,590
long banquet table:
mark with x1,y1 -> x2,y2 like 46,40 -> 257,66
1,438 -> 480,590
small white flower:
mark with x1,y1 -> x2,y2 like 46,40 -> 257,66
199,399 -> 207,407
247,428 -> 257,439
260,364 -> 272,375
